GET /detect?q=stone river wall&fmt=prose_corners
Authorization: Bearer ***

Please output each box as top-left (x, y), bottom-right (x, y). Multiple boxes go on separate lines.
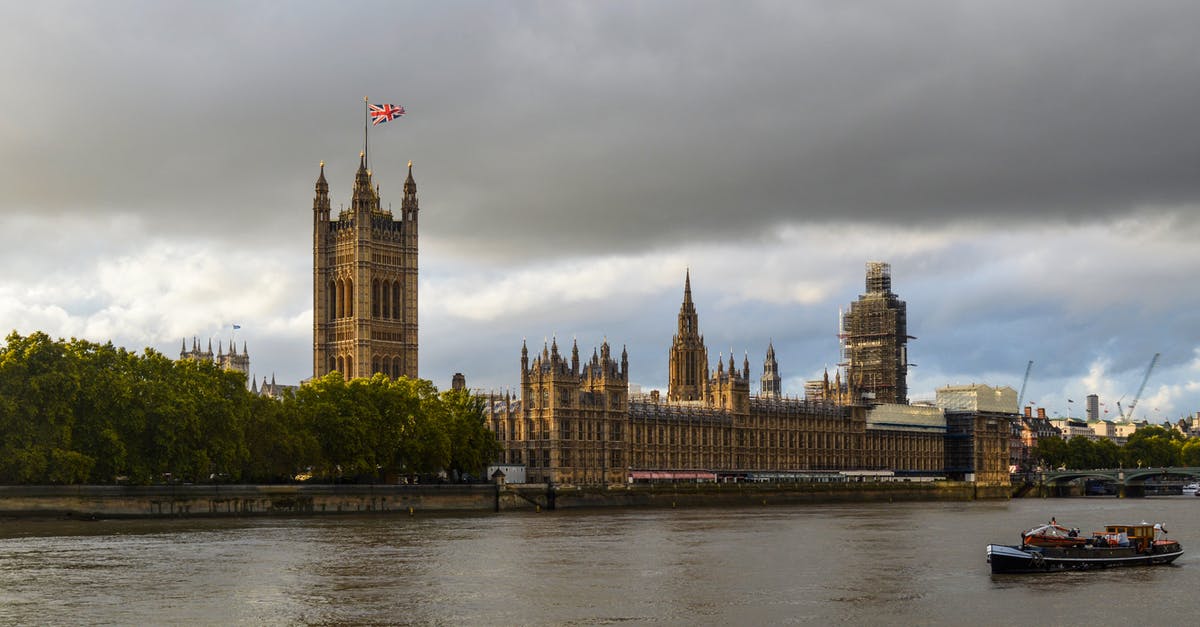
top-left (0, 481), bottom-right (1006, 520)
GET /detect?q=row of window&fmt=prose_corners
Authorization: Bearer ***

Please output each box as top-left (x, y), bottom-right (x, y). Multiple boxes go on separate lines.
top-left (325, 354), bottom-right (406, 379)
top-left (326, 277), bottom-right (409, 321)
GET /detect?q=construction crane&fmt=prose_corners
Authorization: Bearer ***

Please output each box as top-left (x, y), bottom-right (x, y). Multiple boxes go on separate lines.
top-left (1119, 353), bottom-right (1160, 421)
top-left (1016, 360), bottom-right (1033, 410)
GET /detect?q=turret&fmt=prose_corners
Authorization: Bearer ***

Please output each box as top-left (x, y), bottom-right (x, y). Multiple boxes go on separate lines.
top-left (349, 151), bottom-right (380, 219)
top-left (402, 161), bottom-right (419, 220)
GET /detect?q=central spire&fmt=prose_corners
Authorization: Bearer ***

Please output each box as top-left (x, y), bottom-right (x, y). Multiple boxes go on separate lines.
top-left (352, 151), bottom-right (377, 212)
top-left (668, 269), bottom-right (708, 402)
top-left (684, 268), bottom-right (693, 305)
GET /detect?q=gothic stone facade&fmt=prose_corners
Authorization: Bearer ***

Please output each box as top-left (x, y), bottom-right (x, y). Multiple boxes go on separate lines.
top-left (312, 156), bottom-right (419, 380)
top-left (491, 273), bottom-right (963, 485)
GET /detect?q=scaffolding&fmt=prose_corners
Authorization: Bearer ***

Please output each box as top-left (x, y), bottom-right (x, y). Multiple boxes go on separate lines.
top-left (840, 261), bottom-right (909, 404)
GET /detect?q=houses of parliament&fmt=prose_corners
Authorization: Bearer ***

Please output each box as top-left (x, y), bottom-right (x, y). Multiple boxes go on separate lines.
top-left (302, 153), bottom-right (1010, 487)
top-left (489, 264), bottom-right (1011, 487)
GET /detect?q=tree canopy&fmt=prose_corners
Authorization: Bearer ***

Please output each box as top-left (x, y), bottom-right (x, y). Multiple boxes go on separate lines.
top-left (1033, 425), bottom-right (1200, 471)
top-left (0, 332), bottom-right (499, 485)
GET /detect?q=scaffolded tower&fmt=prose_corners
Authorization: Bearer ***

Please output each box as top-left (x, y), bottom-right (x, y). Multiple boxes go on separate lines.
top-left (840, 262), bottom-right (910, 404)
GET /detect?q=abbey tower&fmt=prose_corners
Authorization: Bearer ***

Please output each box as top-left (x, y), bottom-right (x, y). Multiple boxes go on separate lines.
top-left (312, 155), bottom-right (419, 379)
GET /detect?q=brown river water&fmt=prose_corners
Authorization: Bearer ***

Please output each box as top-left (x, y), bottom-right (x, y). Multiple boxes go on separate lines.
top-left (1, 497), bottom-right (1198, 625)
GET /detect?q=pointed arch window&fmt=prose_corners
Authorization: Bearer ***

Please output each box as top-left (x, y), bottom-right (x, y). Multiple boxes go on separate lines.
top-left (382, 281), bottom-right (390, 319)
top-left (329, 280), bottom-right (337, 320)
top-left (372, 280), bottom-right (380, 317)
top-left (393, 280), bottom-right (401, 320)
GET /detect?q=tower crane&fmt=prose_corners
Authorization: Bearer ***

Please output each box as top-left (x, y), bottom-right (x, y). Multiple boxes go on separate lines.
top-left (1119, 353), bottom-right (1160, 421)
top-left (1016, 360), bottom-right (1033, 410)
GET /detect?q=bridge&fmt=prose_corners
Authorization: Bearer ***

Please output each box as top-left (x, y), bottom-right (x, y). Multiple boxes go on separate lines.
top-left (1032, 467), bottom-right (1200, 497)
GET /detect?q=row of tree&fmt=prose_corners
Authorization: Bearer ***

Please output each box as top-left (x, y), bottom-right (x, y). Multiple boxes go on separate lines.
top-left (1033, 426), bottom-right (1200, 470)
top-left (0, 332), bottom-right (500, 485)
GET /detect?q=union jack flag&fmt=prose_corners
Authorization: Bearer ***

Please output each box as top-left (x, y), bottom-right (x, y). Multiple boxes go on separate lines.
top-left (370, 103), bottom-right (405, 126)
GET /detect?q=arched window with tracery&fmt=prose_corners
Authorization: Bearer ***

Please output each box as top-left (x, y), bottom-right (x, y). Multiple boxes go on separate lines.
top-left (372, 280), bottom-right (380, 317)
top-left (392, 280), bottom-right (401, 320)
top-left (382, 281), bottom-right (390, 318)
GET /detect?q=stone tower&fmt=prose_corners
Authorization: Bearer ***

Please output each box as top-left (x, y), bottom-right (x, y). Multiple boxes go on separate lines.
top-left (761, 341), bottom-right (781, 399)
top-left (841, 261), bottom-right (910, 404)
top-left (313, 155), bottom-right (419, 380)
top-left (667, 270), bottom-right (709, 402)
top-left (216, 340), bottom-right (250, 376)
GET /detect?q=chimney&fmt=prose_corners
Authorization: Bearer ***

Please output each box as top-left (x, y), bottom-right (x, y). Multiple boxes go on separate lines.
top-left (1024, 407), bottom-right (1032, 418)
top-left (1037, 408), bottom-right (1046, 419)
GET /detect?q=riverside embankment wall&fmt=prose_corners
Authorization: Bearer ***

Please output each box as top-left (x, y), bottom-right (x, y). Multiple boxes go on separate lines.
top-left (0, 481), bottom-right (1007, 520)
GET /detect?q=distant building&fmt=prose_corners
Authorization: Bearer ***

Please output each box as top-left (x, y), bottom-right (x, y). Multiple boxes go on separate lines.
top-left (1086, 394), bottom-right (1099, 422)
top-left (936, 384), bottom-right (1018, 414)
top-left (312, 155), bottom-right (419, 380)
top-left (936, 384), bottom-right (1016, 484)
top-left (1012, 407), bottom-right (1059, 471)
top-left (1089, 419), bottom-right (1139, 443)
top-left (1049, 417), bottom-right (1093, 438)
top-left (840, 262), bottom-right (911, 404)
top-left (179, 336), bottom-right (249, 377)
top-left (252, 374), bottom-right (296, 399)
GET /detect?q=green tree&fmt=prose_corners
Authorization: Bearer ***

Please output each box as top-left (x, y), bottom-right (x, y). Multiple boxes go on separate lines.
top-left (1122, 426), bottom-right (1182, 468)
top-left (1181, 438), bottom-right (1200, 466)
top-left (0, 332), bottom-right (90, 483)
top-left (1093, 437), bottom-right (1121, 469)
top-left (1034, 435), bottom-right (1068, 469)
top-left (242, 391), bottom-right (318, 482)
top-left (440, 389), bottom-right (501, 479)
top-left (1065, 436), bottom-right (1097, 470)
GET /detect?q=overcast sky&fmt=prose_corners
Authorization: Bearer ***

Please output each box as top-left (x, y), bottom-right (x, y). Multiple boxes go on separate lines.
top-left (4, 1), bottom-right (1200, 422)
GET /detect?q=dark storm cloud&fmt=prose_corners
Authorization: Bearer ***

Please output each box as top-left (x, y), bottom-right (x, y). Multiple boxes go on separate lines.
top-left (4, 1), bottom-right (1200, 261)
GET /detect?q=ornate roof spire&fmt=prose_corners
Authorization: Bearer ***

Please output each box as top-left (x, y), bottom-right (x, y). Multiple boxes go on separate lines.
top-left (684, 267), bottom-right (693, 306)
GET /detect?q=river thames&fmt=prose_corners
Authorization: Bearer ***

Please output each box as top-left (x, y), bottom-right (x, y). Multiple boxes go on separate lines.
top-left (1, 496), bottom-right (1197, 625)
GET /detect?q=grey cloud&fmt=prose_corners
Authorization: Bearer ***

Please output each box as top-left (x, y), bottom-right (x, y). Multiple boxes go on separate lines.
top-left (4, 2), bottom-right (1200, 263)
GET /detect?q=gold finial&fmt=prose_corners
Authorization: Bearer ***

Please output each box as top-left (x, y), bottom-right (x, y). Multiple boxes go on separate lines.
top-left (319, 160), bottom-right (325, 168)
top-left (360, 151), bottom-right (365, 158)
top-left (408, 160), bottom-right (413, 168)
top-left (367, 169), bottom-right (372, 176)
top-left (363, 96), bottom-right (368, 103)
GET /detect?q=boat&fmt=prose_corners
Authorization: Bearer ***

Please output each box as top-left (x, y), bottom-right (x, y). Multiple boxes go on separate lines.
top-left (1020, 522), bottom-right (1086, 548)
top-left (987, 522), bottom-right (1183, 574)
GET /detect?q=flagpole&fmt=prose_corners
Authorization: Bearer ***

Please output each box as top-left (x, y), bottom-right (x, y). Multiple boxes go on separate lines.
top-left (363, 96), bottom-right (369, 169)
